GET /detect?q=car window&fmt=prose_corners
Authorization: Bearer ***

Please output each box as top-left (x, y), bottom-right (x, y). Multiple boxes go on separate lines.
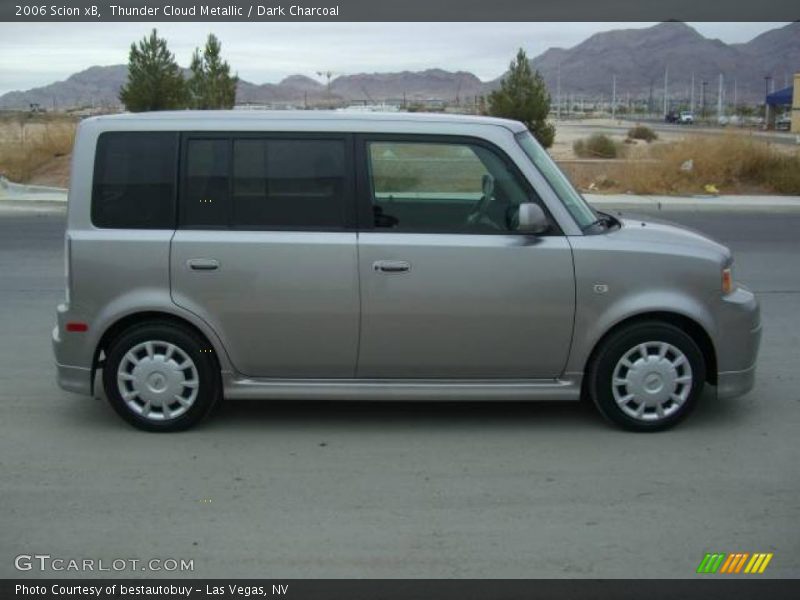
top-left (181, 137), bottom-right (348, 230)
top-left (366, 140), bottom-right (532, 233)
top-left (515, 131), bottom-right (596, 230)
top-left (233, 139), bottom-right (346, 229)
top-left (182, 138), bottom-right (230, 228)
top-left (91, 132), bottom-right (177, 229)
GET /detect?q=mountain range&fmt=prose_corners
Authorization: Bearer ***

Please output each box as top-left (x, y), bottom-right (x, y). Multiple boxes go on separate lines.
top-left (1, 21), bottom-right (797, 110)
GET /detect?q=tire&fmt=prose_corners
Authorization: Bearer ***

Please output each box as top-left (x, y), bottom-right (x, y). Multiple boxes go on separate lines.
top-left (587, 321), bottom-right (706, 432)
top-left (102, 321), bottom-right (221, 432)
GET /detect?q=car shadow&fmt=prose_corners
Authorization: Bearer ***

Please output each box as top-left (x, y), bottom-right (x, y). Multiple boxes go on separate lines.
top-left (206, 397), bottom-right (602, 433)
top-left (72, 375), bottom-right (754, 434)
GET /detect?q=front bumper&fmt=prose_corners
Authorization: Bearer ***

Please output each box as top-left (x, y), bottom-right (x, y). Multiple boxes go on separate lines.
top-left (717, 363), bottom-right (757, 399)
top-left (714, 286), bottom-right (761, 399)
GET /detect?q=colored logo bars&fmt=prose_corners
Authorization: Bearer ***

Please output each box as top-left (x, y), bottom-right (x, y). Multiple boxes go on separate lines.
top-left (697, 553), bottom-right (774, 574)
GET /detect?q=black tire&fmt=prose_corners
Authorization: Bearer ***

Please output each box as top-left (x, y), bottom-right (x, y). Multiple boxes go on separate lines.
top-left (102, 321), bottom-right (221, 432)
top-left (587, 321), bottom-right (706, 432)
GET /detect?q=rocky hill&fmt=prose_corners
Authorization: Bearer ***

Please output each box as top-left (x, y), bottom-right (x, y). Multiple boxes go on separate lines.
top-left (1, 21), bottom-right (797, 109)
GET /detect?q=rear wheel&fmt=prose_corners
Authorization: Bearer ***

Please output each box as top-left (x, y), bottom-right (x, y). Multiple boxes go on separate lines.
top-left (588, 321), bottom-right (705, 431)
top-left (102, 321), bottom-right (221, 432)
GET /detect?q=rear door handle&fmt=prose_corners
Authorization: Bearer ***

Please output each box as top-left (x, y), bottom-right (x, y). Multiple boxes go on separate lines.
top-left (373, 260), bottom-right (411, 274)
top-left (187, 258), bottom-right (219, 271)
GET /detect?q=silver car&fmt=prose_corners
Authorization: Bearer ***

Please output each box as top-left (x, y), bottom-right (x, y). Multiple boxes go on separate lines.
top-left (52, 111), bottom-right (761, 432)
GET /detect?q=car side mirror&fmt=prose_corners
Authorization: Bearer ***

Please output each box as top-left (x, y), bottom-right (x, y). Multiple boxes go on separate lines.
top-left (517, 202), bottom-right (549, 234)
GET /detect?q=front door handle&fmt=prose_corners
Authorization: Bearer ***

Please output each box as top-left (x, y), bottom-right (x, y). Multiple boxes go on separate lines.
top-left (373, 260), bottom-right (411, 274)
top-left (187, 258), bottom-right (219, 271)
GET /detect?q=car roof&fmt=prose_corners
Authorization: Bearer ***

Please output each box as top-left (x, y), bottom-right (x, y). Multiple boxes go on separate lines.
top-left (83, 110), bottom-right (528, 134)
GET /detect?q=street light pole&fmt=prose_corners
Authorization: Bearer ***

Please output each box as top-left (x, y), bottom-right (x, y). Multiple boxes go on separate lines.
top-left (701, 80), bottom-right (707, 119)
top-left (611, 75), bottom-right (616, 120)
top-left (764, 75), bottom-right (772, 128)
top-left (556, 64), bottom-right (561, 120)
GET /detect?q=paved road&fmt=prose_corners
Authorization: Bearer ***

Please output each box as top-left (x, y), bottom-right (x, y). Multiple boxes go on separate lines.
top-left (1, 208), bottom-right (798, 578)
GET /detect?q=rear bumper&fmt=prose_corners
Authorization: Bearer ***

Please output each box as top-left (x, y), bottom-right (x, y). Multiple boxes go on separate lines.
top-left (52, 322), bottom-right (92, 396)
top-left (55, 361), bottom-right (92, 396)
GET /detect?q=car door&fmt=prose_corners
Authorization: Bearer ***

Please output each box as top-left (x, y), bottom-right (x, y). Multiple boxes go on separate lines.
top-left (355, 135), bottom-right (575, 379)
top-left (170, 133), bottom-right (360, 378)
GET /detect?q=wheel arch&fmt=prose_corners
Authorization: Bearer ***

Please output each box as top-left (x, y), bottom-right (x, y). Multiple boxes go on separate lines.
top-left (584, 311), bottom-right (718, 388)
top-left (91, 311), bottom-right (226, 395)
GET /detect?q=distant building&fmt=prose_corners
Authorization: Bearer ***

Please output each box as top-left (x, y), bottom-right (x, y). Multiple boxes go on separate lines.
top-left (338, 103), bottom-right (400, 113)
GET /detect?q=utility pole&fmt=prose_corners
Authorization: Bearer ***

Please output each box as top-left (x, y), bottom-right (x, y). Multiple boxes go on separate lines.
top-left (611, 75), bottom-right (616, 120)
top-left (733, 79), bottom-right (737, 113)
top-left (556, 64), bottom-right (561, 120)
top-left (701, 80), bottom-right (708, 119)
top-left (717, 73), bottom-right (723, 120)
top-left (663, 66), bottom-right (668, 117)
top-left (764, 75), bottom-right (772, 128)
top-left (690, 72), bottom-right (695, 112)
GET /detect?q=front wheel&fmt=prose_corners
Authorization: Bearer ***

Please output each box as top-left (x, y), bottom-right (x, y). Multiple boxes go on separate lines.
top-left (587, 322), bottom-right (706, 431)
top-left (102, 321), bottom-right (221, 432)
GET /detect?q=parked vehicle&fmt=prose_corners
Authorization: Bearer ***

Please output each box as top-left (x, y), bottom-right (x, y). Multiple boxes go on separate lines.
top-left (665, 110), bottom-right (679, 124)
top-left (775, 114), bottom-right (791, 131)
top-left (53, 111), bottom-right (761, 432)
top-left (679, 111), bottom-right (695, 124)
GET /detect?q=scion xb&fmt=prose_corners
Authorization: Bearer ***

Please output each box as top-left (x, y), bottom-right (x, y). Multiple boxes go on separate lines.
top-left (52, 111), bottom-right (761, 431)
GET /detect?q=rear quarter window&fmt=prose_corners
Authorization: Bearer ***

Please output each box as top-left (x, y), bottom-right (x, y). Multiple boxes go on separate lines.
top-left (91, 132), bottom-right (178, 229)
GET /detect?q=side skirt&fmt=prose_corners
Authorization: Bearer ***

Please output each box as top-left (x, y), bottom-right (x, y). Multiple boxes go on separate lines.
top-left (223, 376), bottom-right (583, 402)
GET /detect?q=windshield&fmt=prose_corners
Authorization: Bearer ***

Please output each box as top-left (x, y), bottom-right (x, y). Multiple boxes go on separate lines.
top-left (515, 131), bottom-right (597, 229)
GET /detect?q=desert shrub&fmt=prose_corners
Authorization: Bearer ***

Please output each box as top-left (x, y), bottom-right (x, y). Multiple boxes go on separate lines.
top-left (0, 118), bottom-right (76, 183)
top-left (573, 134), bottom-right (620, 159)
top-left (653, 134), bottom-right (800, 194)
top-left (627, 125), bottom-right (658, 143)
top-left (566, 133), bottom-right (800, 195)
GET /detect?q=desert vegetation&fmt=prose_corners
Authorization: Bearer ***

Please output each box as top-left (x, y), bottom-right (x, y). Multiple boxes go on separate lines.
top-left (572, 134), bottom-right (622, 159)
top-left (627, 125), bottom-right (658, 143)
top-left (561, 133), bottom-right (800, 195)
top-left (0, 114), bottom-right (77, 185)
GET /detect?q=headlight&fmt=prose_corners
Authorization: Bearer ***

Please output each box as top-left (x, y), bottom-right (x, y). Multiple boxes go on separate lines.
top-left (722, 265), bottom-right (735, 295)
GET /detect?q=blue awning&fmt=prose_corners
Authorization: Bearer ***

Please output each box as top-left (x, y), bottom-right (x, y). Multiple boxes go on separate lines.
top-left (766, 86), bottom-right (792, 106)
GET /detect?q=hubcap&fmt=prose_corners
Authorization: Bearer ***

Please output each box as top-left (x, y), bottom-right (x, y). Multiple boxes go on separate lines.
top-left (117, 341), bottom-right (199, 421)
top-left (611, 341), bottom-right (693, 422)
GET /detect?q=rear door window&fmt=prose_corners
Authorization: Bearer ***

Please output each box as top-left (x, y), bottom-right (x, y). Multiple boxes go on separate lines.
top-left (182, 139), bottom-right (230, 228)
top-left (180, 135), bottom-right (350, 230)
top-left (233, 139), bottom-right (347, 229)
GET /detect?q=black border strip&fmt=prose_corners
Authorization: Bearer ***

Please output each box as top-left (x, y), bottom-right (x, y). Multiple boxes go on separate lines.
top-left (4, 579), bottom-right (800, 600)
top-left (1, 0), bottom-right (798, 22)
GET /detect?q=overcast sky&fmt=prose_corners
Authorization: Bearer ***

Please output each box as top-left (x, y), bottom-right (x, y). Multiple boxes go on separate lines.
top-left (0, 22), bottom-right (788, 95)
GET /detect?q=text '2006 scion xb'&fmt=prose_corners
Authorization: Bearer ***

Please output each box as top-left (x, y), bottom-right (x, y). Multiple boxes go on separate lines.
top-left (52, 111), bottom-right (761, 432)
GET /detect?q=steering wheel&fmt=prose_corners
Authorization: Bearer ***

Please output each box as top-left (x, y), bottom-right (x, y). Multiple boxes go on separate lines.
top-left (467, 174), bottom-right (499, 229)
